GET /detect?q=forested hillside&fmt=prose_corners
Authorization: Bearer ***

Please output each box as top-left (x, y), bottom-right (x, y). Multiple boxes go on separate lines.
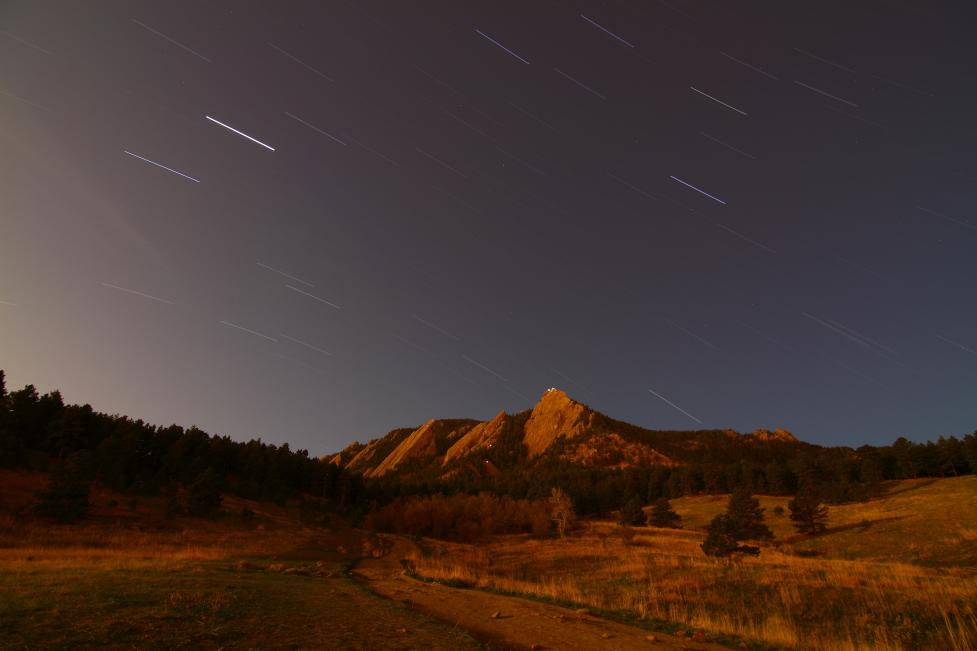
top-left (0, 371), bottom-right (364, 520)
top-left (2, 370), bottom-right (974, 523)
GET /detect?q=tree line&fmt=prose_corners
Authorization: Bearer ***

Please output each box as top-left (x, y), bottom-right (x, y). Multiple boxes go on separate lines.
top-left (0, 371), bottom-right (364, 521)
top-left (2, 369), bottom-right (974, 525)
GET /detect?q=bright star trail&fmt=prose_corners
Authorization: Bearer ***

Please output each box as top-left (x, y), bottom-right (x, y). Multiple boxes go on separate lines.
top-left (4, 1), bottom-right (975, 452)
top-left (123, 150), bottom-right (200, 183)
top-left (669, 176), bottom-right (727, 204)
top-left (689, 86), bottom-right (748, 116)
top-left (204, 115), bottom-right (276, 151)
top-left (647, 389), bottom-right (702, 424)
top-left (474, 29), bottom-right (530, 65)
top-left (580, 15), bottom-right (635, 48)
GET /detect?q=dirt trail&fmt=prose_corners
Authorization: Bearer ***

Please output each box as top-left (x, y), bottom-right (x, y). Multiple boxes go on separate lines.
top-left (352, 536), bottom-right (732, 651)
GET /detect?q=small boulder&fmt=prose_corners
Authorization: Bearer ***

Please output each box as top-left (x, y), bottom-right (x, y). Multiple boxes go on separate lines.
top-left (692, 631), bottom-right (708, 642)
top-left (490, 611), bottom-right (502, 619)
top-left (646, 635), bottom-right (658, 642)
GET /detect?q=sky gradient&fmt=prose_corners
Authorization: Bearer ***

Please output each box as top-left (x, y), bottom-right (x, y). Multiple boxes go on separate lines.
top-left (2, 1), bottom-right (976, 455)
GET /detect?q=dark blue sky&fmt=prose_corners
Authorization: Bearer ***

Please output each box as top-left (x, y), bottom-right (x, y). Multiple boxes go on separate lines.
top-left (2, 0), bottom-right (975, 455)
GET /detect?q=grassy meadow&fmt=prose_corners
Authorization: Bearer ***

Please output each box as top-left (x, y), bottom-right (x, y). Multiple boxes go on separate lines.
top-left (407, 477), bottom-right (977, 651)
top-left (0, 471), bottom-right (484, 650)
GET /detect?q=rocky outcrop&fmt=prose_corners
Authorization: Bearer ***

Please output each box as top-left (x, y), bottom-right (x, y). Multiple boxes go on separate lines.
top-left (562, 432), bottom-right (674, 468)
top-left (443, 411), bottom-right (511, 463)
top-left (369, 420), bottom-right (441, 477)
top-left (346, 428), bottom-right (414, 475)
top-left (325, 441), bottom-right (365, 466)
top-left (370, 419), bottom-right (478, 477)
top-left (749, 428), bottom-right (797, 443)
top-left (326, 388), bottom-right (810, 480)
top-left (522, 388), bottom-right (595, 457)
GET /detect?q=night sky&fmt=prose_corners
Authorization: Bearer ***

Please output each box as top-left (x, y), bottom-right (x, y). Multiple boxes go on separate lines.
top-left (2, 1), bottom-right (976, 454)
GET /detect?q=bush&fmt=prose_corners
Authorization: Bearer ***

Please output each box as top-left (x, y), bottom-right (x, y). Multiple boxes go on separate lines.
top-left (365, 492), bottom-right (551, 543)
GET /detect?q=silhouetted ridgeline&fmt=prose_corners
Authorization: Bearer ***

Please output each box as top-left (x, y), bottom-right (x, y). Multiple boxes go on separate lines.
top-left (0, 371), bottom-right (364, 515)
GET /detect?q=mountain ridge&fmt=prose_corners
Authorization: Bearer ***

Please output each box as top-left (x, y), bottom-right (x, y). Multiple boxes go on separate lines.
top-left (329, 388), bottom-right (805, 480)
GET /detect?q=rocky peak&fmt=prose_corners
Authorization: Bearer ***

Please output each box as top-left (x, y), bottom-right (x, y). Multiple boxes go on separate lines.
top-left (749, 428), bottom-right (797, 443)
top-left (522, 388), bottom-right (594, 457)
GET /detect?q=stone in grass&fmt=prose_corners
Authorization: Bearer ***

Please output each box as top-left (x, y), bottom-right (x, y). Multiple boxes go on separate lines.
top-left (645, 634), bottom-right (658, 642)
top-left (691, 631), bottom-right (709, 642)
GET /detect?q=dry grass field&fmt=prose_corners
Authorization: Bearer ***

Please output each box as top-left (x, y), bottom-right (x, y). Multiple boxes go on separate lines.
top-left (407, 477), bottom-right (977, 651)
top-left (4, 469), bottom-right (976, 650)
top-left (0, 470), bottom-right (485, 650)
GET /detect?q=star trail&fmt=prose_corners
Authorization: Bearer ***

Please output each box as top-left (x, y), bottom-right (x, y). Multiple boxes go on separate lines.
top-left (1, 1), bottom-right (975, 454)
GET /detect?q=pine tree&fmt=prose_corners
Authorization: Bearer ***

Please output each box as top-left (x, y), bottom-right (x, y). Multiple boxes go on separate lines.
top-left (701, 514), bottom-right (759, 557)
top-left (726, 488), bottom-right (773, 541)
top-left (788, 492), bottom-right (829, 535)
top-left (619, 496), bottom-right (647, 526)
top-left (648, 497), bottom-right (681, 528)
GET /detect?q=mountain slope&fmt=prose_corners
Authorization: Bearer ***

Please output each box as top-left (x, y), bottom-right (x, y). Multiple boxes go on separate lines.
top-left (333, 388), bottom-right (814, 480)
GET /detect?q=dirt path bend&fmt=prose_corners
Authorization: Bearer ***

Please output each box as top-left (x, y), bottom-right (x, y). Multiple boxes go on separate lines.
top-left (352, 536), bottom-right (731, 651)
